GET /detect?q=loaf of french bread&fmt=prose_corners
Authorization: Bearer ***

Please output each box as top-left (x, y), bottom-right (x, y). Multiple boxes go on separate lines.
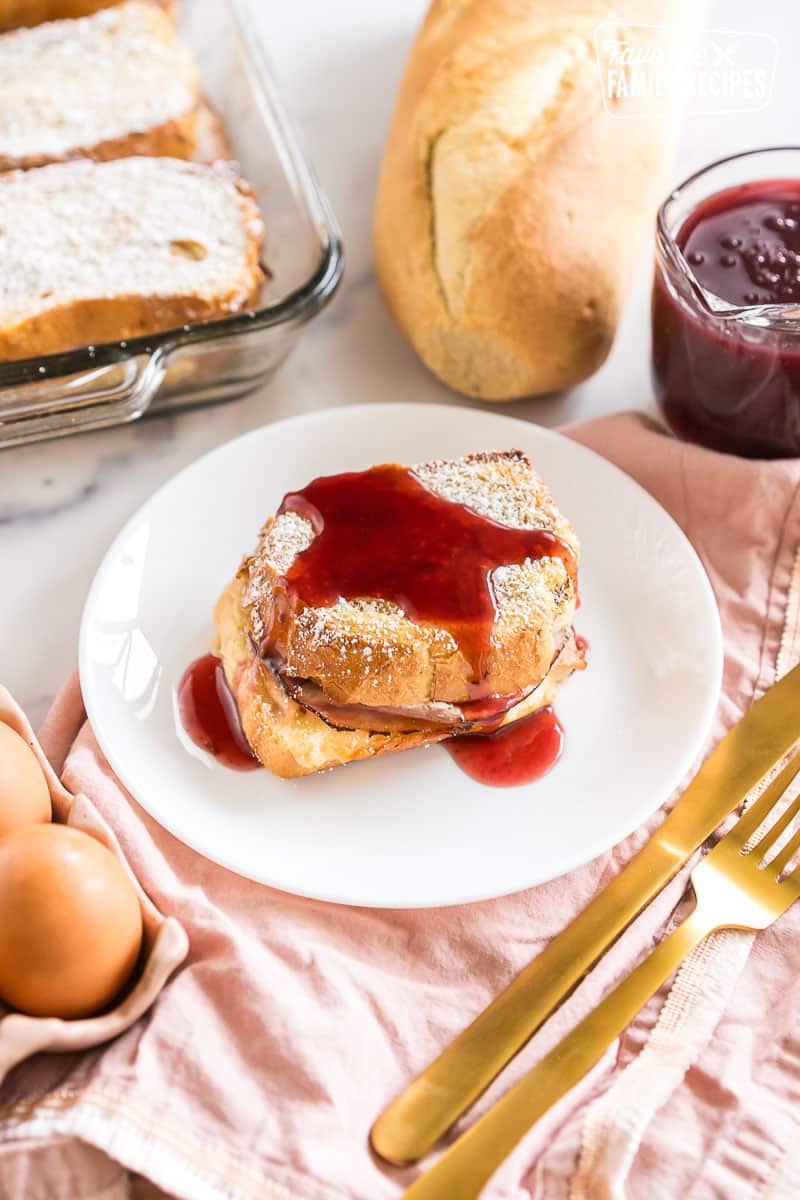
top-left (374, 0), bottom-right (698, 400)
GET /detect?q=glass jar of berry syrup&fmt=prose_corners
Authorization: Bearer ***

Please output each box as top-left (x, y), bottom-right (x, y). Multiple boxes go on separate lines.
top-left (652, 148), bottom-right (800, 458)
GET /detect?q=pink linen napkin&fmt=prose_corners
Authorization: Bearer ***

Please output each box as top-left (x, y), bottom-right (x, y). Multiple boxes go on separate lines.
top-left (3, 410), bottom-right (800, 1200)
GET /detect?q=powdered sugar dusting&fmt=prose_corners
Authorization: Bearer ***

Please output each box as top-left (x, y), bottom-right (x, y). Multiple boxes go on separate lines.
top-left (295, 597), bottom-right (458, 654)
top-left (0, 3), bottom-right (197, 163)
top-left (260, 512), bottom-right (314, 575)
top-left (241, 451), bottom-right (578, 662)
top-left (0, 157), bottom-right (263, 323)
top-left (415, 450), bottom-right (571, 541)
top-left (493, 558), bottom-right (570, 629)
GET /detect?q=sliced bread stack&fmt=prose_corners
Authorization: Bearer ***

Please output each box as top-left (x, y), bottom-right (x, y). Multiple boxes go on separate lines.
top-left (0, 1), bottom-right (266, 360)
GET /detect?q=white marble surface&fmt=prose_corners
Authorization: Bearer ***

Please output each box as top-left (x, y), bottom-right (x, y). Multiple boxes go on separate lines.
top-left (2, 0), bottom-right (798, 726)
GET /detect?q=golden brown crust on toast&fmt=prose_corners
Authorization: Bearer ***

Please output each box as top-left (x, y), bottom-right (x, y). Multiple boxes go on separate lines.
top-left (215, 574), bottom-right (573, 779)
top-left (239, 450), bottom-right (579, 708)
top-left (0, 282), bottom-right (262, 360)
top-left (215, 577), bottom-right (448, 779)
top-left (0, 110), bottom-right (198, 172)
top-left (6, 93), bottom-right (232, 176)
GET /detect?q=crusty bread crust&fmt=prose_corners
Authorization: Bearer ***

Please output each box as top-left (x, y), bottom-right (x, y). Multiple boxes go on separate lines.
top-left (0, 285), bottom-right (262, 360)
top-left (373, 0), bottom-right (698, 400)
top-left (215, 577), bottom-right (447, 778)
top-left (215, 575), bottom-right (571, 779)
top-left (0, 111), bottom-right (198, 173)
top-left (239, 450), bottom-right (579, 708)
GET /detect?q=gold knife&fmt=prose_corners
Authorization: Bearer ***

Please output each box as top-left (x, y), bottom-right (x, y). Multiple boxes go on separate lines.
top-left (371, 661), bottom-right (800, 1166)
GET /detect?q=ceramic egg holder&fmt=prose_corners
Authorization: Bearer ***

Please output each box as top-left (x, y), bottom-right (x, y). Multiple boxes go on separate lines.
top-left (0, 685), bottom-right (189, 1084)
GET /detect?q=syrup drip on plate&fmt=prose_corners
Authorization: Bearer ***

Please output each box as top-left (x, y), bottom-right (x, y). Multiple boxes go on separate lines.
top-left (446, 706), bottom-right (564, 787)
top-left (178, 654), bottom-right (260, 771)
top-left (270, 463), bottom-right (575, 689)
top-left (179, 466), bottom-right (579, 784)
top-left (177, 653), bottom-right (567, 786)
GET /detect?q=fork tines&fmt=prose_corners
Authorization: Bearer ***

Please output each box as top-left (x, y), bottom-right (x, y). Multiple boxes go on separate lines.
top-left (730, 749), bottom-right (800, 877)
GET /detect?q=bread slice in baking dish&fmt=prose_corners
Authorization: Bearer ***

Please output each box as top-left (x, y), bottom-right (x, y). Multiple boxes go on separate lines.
top-left (0, 156), bottom-right (265, 359)
top-left (214, 450), bottom-right (586, 778)
top-left (0, 2), bottom-right (197, 169)
top-left (0, 0), bottom-right (172, 29)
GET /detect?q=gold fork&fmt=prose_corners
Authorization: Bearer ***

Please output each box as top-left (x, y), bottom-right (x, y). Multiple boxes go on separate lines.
top-left (399, 750), bottom-right (800, 1200)
top-left (372, 665), bottom-right (800, 1168)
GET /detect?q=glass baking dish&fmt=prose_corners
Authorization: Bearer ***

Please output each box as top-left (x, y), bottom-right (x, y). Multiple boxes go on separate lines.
top-left (0, 0), bottom-right (343, 449)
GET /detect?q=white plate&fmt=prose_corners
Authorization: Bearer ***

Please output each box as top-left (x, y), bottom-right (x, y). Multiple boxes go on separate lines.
top-left (79, 403), bottom-right (722, 908)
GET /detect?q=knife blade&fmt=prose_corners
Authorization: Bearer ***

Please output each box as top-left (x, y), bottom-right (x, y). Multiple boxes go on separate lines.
top-left (370, 661), bottom-right (800, 1166)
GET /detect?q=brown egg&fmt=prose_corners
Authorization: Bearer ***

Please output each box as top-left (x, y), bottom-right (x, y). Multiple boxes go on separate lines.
top-left (0, 824), bottom-right (143, 1019)
top-left (0, 723), bottom-right (51, 836)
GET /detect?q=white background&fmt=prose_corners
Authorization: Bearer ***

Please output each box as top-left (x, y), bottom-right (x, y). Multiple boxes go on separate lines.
top-left (2, 0), bottom-right (798, 724)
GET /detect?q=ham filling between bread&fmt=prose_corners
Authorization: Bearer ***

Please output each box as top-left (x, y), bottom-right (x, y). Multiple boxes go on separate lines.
top-left (271, 629), bottom-right (585, 737)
